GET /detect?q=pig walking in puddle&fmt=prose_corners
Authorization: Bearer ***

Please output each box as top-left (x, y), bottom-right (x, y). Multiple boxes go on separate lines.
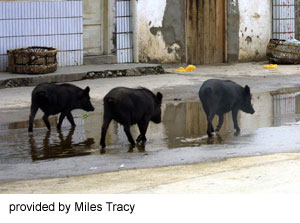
top-left (100, 87), bottom-right (163, 150)
top-left (199, 79), bottom-right (255, 137)
top-left (28, 83), bottom-right (95, 132)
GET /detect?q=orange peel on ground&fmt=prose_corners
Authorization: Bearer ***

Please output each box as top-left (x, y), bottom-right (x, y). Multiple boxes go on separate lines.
top-left (174, 65), bottom-right (196, 72)
top-left (264, 64), bottom-right (278, 69)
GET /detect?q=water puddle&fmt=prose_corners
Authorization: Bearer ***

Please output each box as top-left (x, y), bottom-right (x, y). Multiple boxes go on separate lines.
top-left (1, 89), bottom-right (300, 163)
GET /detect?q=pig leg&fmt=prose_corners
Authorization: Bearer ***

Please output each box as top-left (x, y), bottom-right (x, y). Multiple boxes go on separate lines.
top-left (57, 112), bottom-right (66, 129)
top-left (123, 123), bottom-right (135, 146)
top-left (206, 112), bottom-right (215, 137)
top-left (100, 115), bottom-right (112, 148)
top-left (42, 113), bottom-right (51, 130)
top-left (28, 105), bottom-right (38, 132)
top-left (66, 112), bottom-right (76, 128)
top-left (136, 120), bottom-right (149, 142)
top-left (232, 109), bottom-right (240, 135)
top-left (216, 114), bottom-right (224, 132)
top-left (203, 104), bottom-right (214, 137)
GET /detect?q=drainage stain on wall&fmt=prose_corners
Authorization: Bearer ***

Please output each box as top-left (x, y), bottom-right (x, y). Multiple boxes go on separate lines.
top-left (137, 0), bottom-right (185, 63)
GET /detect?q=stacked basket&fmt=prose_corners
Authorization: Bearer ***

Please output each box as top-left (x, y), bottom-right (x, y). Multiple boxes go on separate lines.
top-left (266, 39), bottom-right (300, 64)
top-left (7, 46), bottom-right (58, 74)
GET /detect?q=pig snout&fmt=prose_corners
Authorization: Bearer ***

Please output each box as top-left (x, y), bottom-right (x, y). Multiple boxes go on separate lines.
top-left (87, 104), bottom-right (95, 112)
top-left (81, 100), bottom-right (95, 112)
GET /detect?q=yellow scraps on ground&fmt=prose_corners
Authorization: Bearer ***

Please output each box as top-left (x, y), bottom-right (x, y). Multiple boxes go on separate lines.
top-left (174, 65), bottom-right (196, 72)
top-left (264, 64), bottom-right (278, 69)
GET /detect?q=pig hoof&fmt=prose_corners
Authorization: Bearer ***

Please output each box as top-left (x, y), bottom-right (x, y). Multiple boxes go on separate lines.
top-left (136, 136), bottom-right (141, 142)
top-left (136, 135), bottom-right (147, 143)
top-left (136, 135), bottom-right (142, 142)
top-left (100, 148), bottom-right (106, 154)
top-left (234, 130), bottom-right (240, 136)
top-left (138, 139), bottom-right (147, 144)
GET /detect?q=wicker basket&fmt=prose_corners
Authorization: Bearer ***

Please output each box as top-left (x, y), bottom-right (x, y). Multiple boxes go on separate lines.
top-left (7, 46), bottom-right (58, 74)
top-left (266, 39), bottom-right (300, 64)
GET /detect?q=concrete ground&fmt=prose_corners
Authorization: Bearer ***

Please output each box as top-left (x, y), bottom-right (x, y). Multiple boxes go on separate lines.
top-left (1, 61), bottom-right (300, 193)
top-left (1, 153), bottom-right (300, 193)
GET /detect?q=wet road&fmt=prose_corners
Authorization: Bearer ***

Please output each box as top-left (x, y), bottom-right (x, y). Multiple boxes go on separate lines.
top-left (1, 88), bottom-right (300, 182)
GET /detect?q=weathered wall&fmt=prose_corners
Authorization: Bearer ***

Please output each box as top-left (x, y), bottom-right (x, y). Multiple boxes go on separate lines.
top-left (137, 0), bottom-right (185, 63)
top-left (137, 0), bottom-right (271, 64)
top-left (238, 0), bottom-right (272, 61)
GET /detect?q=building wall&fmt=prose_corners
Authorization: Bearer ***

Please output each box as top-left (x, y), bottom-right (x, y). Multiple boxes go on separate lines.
top-left (137, 0), bottom-right (272, 64)
top-left (0, 0), bottom-right (115, 58)
top-left (238, 0), bottom-right (272, 61)
top-left (137, 0), bottom-right (185, 63)
top-left (0, 0), bottom-right (83, 70)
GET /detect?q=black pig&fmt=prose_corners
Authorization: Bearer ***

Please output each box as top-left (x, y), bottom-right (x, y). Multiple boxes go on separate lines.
top-left (100, 87), bottom-right (163, 149)
top-left (28, 83), bottom-right (95, 132)
top-left (199, 79), bottom-right (255, 137)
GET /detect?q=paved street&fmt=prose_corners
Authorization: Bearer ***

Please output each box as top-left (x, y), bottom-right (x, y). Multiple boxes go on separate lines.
top-left (1, 62), bottom-right (300, 193)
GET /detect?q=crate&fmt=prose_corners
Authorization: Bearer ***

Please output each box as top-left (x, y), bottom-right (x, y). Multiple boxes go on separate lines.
top-left (7, 46), bottom-right (58, 74)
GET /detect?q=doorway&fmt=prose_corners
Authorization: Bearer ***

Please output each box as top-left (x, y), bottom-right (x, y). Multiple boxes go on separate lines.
top-left (186, 0), bottom-right (226, 64)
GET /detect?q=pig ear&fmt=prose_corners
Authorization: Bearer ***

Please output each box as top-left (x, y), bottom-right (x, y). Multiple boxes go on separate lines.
top-left (244, 85), bottom-right (250, 96)
top-left (84, 86), bottom-right (90, 95)
top-left (156, 92), bottom-right (163, 103)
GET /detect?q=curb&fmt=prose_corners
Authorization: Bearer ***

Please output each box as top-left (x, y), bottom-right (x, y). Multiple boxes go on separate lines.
top-left (0, 65), bottom-right (165, 89)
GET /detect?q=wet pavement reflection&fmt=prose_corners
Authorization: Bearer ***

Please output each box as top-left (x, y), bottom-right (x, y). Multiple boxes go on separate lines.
top-left (1, 90), bottom-right (300, 164)
top-left (29, 128), bottom-right (94, 161)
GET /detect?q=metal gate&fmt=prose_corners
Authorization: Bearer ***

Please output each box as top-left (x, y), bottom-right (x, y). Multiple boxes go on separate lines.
top-left (272, 0), bottom-right (295, 39)
top-left (115, 0), bottom-right (133, 63)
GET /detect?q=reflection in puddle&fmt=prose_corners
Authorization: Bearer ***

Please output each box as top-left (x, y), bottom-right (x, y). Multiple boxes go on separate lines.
top-left (29, 128), bottom-right (94, 161)
top-left (1, 90), bottom-right (300, 163)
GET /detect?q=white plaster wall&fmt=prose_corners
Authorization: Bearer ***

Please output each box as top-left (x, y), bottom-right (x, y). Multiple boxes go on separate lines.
top-left (137, 0), bottom-right (180, 63)
top-left (138, 0), bottom-right (166, 27)
top-left (238, 0), bottom-right (272, 61)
